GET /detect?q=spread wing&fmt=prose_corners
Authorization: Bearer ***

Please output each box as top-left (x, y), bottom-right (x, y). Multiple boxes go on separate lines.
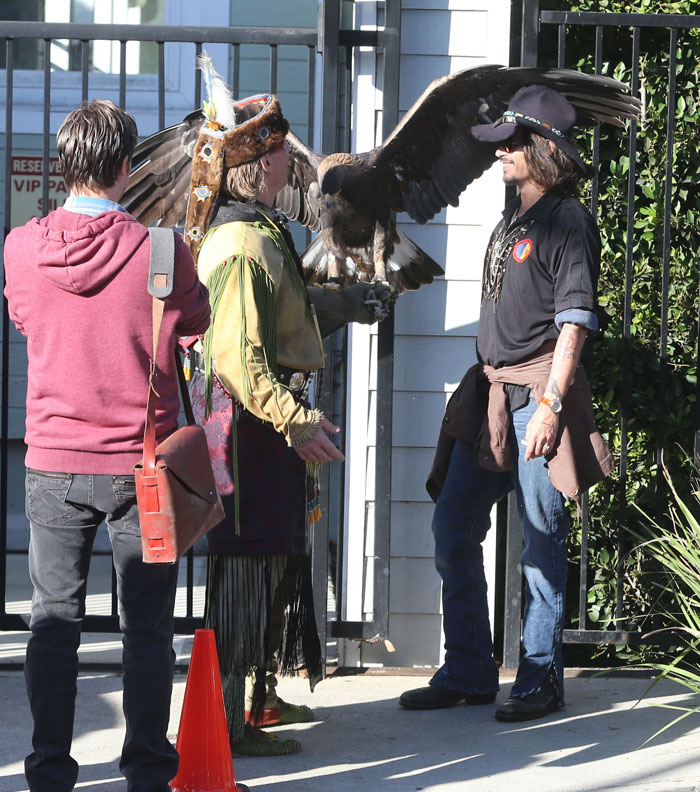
top-left (273, 130), bottom-right (325, 231)
top-left (122, 110), bottom-right (204, 227)
top-left (374, 64), bottom-right (641, 224)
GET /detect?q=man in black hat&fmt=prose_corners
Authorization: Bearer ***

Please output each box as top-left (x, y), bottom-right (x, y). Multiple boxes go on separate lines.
top-left (399, 85), bottom-right (612, 722)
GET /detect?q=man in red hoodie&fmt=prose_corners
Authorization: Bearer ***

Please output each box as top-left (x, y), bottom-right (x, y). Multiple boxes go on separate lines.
top-left (3, 100), bottom-right (210, 792)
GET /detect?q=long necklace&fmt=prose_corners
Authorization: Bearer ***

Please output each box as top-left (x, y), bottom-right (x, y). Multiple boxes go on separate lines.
top-left (482, 209), bottom-right (534, 304)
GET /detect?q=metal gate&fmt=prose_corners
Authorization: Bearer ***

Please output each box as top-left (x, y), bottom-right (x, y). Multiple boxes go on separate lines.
top-left (0, 1), bottom-right (400, 660)
top-left (499, 1), bottom-right (700, 668)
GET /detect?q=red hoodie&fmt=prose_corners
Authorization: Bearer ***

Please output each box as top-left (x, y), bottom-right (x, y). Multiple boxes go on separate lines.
top-left (3, 208), bottom-right (211, 474)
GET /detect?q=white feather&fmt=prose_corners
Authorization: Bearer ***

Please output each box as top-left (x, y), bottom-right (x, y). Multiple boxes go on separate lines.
top-left (197, 51), bottom-right (237, 129)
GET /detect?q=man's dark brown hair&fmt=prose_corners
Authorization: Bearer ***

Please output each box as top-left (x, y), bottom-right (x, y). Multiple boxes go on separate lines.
top-left (524, 133), bottom-right (580, 196)
top-left (57, 100), bottom-right (138, 192)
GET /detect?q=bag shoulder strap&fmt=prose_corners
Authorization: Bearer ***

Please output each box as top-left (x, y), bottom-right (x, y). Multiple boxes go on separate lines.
top-left (143, 229), bottom-right (195, 477)
top-left (148, 226), bottom-right (176, 298)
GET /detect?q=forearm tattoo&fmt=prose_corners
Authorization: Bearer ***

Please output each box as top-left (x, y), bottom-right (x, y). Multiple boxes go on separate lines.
top-left (546, 378), bottom-right (563, 399)
top-left (547, 323), bottom-right (587, 399)
top-left (555, 323), bottom-right (581, 363)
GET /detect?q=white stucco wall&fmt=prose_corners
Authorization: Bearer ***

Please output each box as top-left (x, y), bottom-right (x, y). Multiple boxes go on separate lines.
top-left (340, 0), bottom-right (512, 669)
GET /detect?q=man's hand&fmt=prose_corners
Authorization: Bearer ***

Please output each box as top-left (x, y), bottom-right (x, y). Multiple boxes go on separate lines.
top-left (523, 322), bottom-right (588, 461)
top-left (524, 403), bottom-right (559, 461)
top-left (295, 416), bottom-right (345, 463)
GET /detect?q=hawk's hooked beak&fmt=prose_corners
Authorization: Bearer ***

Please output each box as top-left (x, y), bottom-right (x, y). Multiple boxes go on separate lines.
top-left (324, 189), bottom-right (341, 208)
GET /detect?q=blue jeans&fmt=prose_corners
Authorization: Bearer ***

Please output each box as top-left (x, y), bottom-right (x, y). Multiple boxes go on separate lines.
top-left (430, 399), bottom-right (570, 703)
top-left (23, 470), bottom-right (180, 792)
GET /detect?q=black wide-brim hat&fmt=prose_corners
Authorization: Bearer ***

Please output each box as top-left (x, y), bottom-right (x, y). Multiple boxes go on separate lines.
top-left (471, 84), bottom-right (591, 176)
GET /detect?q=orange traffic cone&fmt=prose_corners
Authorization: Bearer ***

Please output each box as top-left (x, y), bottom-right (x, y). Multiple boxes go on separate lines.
top-left (170, 628), bottom-right (248, 792)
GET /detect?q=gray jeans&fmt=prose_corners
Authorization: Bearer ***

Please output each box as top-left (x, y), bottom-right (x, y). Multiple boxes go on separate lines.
top-left (23, 469), bottom-right (179, 792)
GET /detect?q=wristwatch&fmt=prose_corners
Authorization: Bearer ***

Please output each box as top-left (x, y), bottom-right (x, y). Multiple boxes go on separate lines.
top-left (540, 395), bottom-right (562, 414)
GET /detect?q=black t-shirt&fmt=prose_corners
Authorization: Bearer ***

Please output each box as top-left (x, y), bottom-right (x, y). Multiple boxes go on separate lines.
top-left (477, 192), bottom-right (601, 369)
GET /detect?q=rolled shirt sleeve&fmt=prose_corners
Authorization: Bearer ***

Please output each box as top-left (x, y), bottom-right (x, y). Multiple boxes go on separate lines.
top-left (555, 308), bottom-right (599, 332)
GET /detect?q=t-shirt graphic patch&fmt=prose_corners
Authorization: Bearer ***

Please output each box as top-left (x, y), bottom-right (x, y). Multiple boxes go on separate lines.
top-left (512, 238), bottom-right (533, 263)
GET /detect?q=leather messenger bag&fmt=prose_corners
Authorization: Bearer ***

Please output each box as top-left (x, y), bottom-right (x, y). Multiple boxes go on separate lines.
top-left (134, 227), bottom-right (224, 564)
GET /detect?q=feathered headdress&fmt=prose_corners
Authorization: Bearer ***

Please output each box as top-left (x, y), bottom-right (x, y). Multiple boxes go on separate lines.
top-left (184, 52), bottom-right (289, 261)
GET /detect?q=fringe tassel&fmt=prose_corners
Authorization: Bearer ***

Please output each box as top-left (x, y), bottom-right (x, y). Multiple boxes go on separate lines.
top-left (205, 552), bottom-right (323, 739)
top-left (202, 254), bottom-right (241, 418)
top-left (306, 460), bottom-right (322, 523)
top-left (278, 554), bottom-right (323, 690)
top-left (251, 219), bottom-right (314, 326)
top-left (231, 403), bottom-right (241, 535)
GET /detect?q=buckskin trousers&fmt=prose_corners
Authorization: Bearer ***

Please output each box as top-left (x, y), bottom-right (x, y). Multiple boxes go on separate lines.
top-left (430, 399), bottom-right (570, 703)
top-left (23, 470), bottom-right (179, 792)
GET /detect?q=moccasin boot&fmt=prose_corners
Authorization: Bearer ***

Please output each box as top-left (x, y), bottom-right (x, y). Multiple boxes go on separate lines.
top-left (246, 697), bottom-right (316, 727)
top-left (399, 685), bottom-right (496, 710)
top-left (245, 706), bottom-right (282, 727)
top-left (232, 724), bottom-right (301, 756)
top-left (278, 697), bottom-right (315, 724)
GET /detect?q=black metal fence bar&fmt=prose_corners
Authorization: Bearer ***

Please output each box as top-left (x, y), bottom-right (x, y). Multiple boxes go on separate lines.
top-left (41, 39), bottom-right (51, 220)
top-left (371, 0), bottom-right (402, 641)
top-left (657, 28), bottom-right (678, 472)
top-left (377, 13), bottom-right (393, 639)
top-left (329, 0), bottom-right (400, 642)
top-left (541, 10), bottom-right (700, 28)
top-left (314, 0), bottom-right (340, 654)
top-left (589, 27), bottom-right (603, 219)
top-left (194, 42), bottom-right (203, 109)
top-left (270, 44), bottom-right (278, 95)
top-left (0, 40), bottom-right (13, 620)
top-left (182, 40), bottom-right (196, 631)
top-left (82, 40), bottom-right (89, 102)
top-left (618, 26), bottom-right (640, 623)
top-left (521, 0), bottom-right (540, 67)
top-left (501, 493), bottom-right (524, 669)
top-left (231, 44), bottom-right (240, 98)
top-left (576, 25), bottom-right (603, 630)
top-left (0, 22), bottom-right (317, 46)
top-left (556, 25), bottom-right (565, 67)
top-left (306, 46), bottom-right (315, 153)
top-left (119, 41), bottom-right (127, 108)
top-left (158, 41), bottom-right (166, 131)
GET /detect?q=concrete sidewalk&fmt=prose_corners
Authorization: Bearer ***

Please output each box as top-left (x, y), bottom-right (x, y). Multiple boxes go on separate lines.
top-left (2, 550), bottom-right (700, 791)
top-left (1, 661), bottom-right (700, 792)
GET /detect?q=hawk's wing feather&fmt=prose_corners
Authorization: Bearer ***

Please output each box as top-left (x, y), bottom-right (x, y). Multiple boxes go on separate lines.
top-left (300, 226), bottom-right (444, 293)
top-left (375, 64), bottom-right (641, 224)
top-left (563, 94), bottom-right (640, 123)
top-left (122, 111), bottom-right (204, 227)
top-left (274, 130), bottom-right (325, 231)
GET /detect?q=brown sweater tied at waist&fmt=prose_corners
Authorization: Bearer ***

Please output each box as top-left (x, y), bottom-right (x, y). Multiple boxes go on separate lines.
top-left (426, 347), bottom-right (614, 504)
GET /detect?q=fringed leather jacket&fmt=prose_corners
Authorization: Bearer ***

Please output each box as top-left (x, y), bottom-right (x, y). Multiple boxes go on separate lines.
top-left (196, 201), bottom-right (325, 448)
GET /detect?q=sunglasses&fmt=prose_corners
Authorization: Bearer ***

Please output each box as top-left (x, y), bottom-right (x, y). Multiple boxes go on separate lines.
top-left (500, 134), bottom-right (531, 153)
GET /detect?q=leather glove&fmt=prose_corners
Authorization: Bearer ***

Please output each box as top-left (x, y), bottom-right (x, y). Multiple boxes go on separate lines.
top-left (342, 282), bottom-right (396, 324)
top-left (308, 281), bottom-right (398, 337)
